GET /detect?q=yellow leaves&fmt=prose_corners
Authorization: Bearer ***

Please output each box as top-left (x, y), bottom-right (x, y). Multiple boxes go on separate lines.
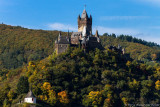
top-left (87, 91), bottom-right (103, 105)
top-left (28, 75), bottom-right (35, 83)
top-left (122, 97), bottom-right (128, 105)
top-left (151, 54), bottom-right (157, 61)
top-left (38, 95), bottom-right (48, 101)
top-left (33, 70), bottom-right (38, 75)
top-left (48, 90), bottom-right (57, 105)
top-left (39, 82), bottom-right (57, 105)
top-left (126, 61), bottom-right (131, 67)
top-left (42, 66), bottom-right (45, 70)
top-left (39, 95), bottom-right (44, 100)
top-left (104, 84), bottom-right (112, 92)
top-left (88, 91), bottom-right (100, 99)
top-left (42, 82), bottom-right (51, 91)
top-left (155, 80), bottom-right (160, 90)
top-left (128, 79), bottom-right (139, 90)
top-left (103, 98), bottom-right (112, 106)
top-left (156, 67), bottom-right (160, 72)
top-left (29, 61), bottom-right (34, 66)
top-left (0, 76), bottom-right (2, 81)
top-left (58, 91), bottom-right (69, 104)
top-left (7, 90), bottom-right (15, 101)
top-left (107, 93), bottom-right (112, 98)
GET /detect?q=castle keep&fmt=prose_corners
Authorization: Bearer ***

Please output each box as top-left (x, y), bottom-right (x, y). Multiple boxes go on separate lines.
top-left (55, 9), bottom-right (103, 54)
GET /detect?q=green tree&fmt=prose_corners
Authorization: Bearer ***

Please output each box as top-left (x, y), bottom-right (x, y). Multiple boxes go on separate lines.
top-left (16, 76), bottom-right (29, 94)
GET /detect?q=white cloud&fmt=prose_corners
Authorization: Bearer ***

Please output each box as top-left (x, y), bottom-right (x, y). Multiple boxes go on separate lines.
top-left (93, 26), bottom-right (140, 36)
top-left (48, 23), bottom-right (160, 44)
top-left (140, 35), bottom-right (160, 44)
top-left (48, 23), bottom-right (77, 31)
top-left (48, 23), bottom-right (139, 35)
top-left (149, 26), bottom-right (160, 29)
top-left (100, 16), bottom-right (149, 21)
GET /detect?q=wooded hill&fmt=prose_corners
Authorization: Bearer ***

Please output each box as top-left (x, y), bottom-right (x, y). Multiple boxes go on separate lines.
top-left (0, 47), bottom-right (160, 107)
top-left (0, 24), bottom-right (160, 106)
top-left (0, 24), bottom-right (160, 70)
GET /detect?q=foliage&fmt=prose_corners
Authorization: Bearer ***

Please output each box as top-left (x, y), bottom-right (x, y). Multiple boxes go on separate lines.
top-left (16, 76), bottom-right (29, 94)
top-left (0, 25), bottom-right (160, 106)
top-left (100, 35), bottom-right (160, 62)
top-left (0, 24), bottom-right (68, 69)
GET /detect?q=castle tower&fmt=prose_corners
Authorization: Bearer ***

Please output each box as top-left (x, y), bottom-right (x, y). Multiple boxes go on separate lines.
top-left (95, 30), bottom-right (99, 37)
top-left (78, 9), bottom-right (92, 36)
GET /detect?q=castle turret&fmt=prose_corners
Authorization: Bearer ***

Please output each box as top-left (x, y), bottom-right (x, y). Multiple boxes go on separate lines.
top-left (95, 30), bottom-right (99, 37)
top-left (78, 14), bottom-right (81, 20)
top-left (122, 48), bottom-right (125, 54)
top-left (67, 30), bottom-right (70, 42)
top-left (78, 9), bottom-right (92, 36)
top-left (58, 31), bottom-right (61, 41)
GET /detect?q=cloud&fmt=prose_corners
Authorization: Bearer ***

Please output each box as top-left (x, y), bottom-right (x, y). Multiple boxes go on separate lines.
top-left (100, 16), bottom-right (149, 21)
top-left (48, 23), bottom-right (77, 31)
top-left (48, 23), bottom-right (139, 36)
top-left (149, 26), bottom-right (160, 29)
top-left (94, 26), bottom-right (160, 44)
top-left (93, 26), bottom-right (140, 36)
top-left (47, 23), bottom-right (160, 44)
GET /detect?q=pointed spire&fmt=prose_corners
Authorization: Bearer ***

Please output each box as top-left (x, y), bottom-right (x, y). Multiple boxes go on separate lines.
top-left (90, 15), bottom-right (92, 19)
top-left (95, 30), bottom-right (99, 37)
top-left (67, 30), bottom-right (69, 37)
top-left (78, 14), bottom-right (81, 19)
top-left (84, 4), bottom-right (86, 10)
top-left (58, 31), bottom-right (61, 41)
top-left (90, 31), bottom-right (92, 37)
top-left (59, 31), bottom-right (61, 37)
top-left (122, 48), bottom-right (125, 54)
top-left (81, 8), bottom-right (88, 19)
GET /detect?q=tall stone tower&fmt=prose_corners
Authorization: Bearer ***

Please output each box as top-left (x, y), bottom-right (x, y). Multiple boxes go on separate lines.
top-left (78, 9), bottom-right (92, 36)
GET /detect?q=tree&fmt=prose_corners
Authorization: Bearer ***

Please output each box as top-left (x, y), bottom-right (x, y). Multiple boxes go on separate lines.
top-left (16, 76), bottom-right (29, 94)
top-left (83, 91), bottom-right (103, 106)
top-left (155, 80), bottom-right (160, 90)
top-left (128, 79), bottom-right (140, 91)
top-left (58, 91), bottom-right (70, 104)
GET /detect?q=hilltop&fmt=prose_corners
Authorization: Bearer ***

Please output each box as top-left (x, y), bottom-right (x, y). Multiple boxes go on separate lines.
top-left (0, 24), bottom-right (160, 70)
top-left (0, 24), bottom-right (160, 106)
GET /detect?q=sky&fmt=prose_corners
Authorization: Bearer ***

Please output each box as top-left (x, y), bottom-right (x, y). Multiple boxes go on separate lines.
top-left (0, 0), bottom-right (160, 44)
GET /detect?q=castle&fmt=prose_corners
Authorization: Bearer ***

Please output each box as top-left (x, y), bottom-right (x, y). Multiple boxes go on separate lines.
top-left (55, 8), bottom-right (103, 54)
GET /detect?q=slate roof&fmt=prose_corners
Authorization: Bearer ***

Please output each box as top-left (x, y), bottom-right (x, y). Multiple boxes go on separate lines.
top-left (57, 36), bottom-right (70, 44)
top-left (81, 9), bottom-right (88, 18)
top-left (88, 37), bottom-right (97, 41)
top-left (82, 37), bottom-right (87, 44)
top-left (71, 32), bottom-right (82, 37)
top-left (25, 90), bottom-right (35, 98)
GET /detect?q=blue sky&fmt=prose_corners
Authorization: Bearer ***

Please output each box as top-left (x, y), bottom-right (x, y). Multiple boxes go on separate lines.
top-left (0, 0), bottom-right (160, 44)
